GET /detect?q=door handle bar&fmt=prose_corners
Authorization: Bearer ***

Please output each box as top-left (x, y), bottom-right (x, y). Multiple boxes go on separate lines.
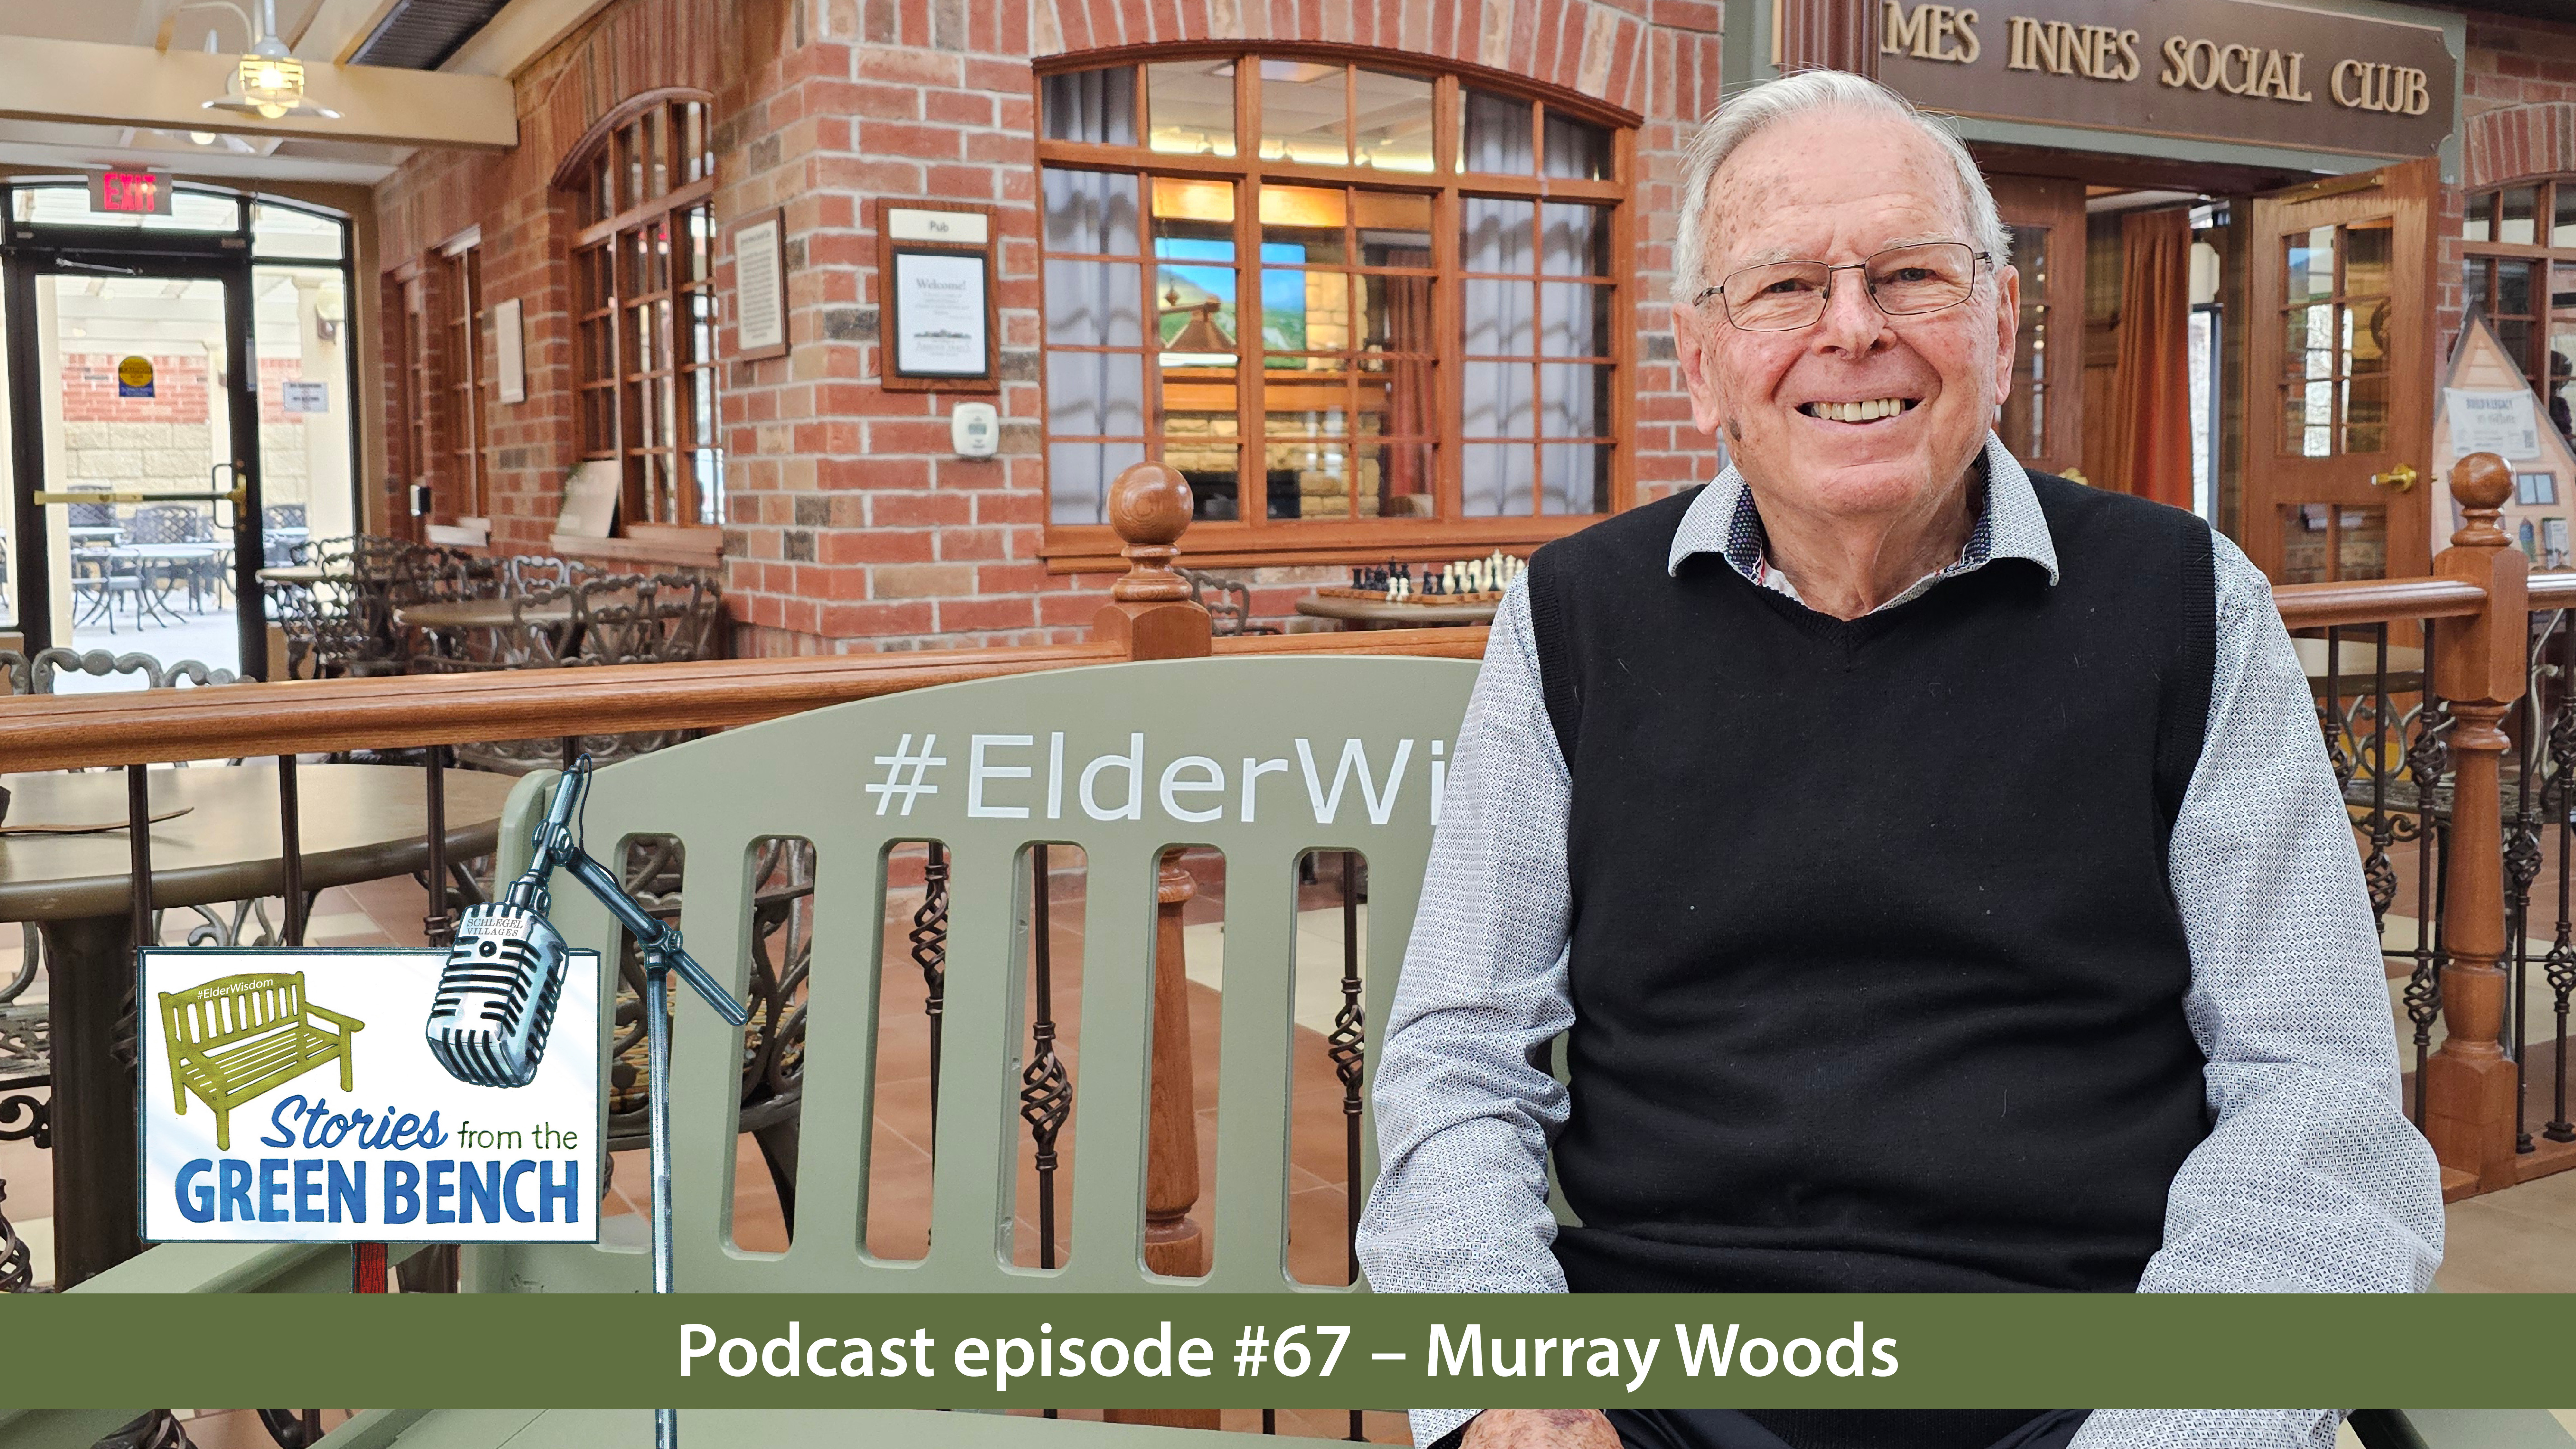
top-left (34, 488), bottom-right (248, 507)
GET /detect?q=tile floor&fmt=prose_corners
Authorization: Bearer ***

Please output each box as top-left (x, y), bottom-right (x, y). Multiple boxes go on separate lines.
top-left (4, 846), bottom-right (2570, 1446)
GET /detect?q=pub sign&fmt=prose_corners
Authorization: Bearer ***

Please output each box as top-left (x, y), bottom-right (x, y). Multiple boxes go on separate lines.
top-left (1877, 0), bottom-right (2455, 160)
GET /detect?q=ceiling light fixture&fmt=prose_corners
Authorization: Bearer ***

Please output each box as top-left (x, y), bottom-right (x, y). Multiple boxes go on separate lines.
top-left (194, 0), bottom-right (340, 121)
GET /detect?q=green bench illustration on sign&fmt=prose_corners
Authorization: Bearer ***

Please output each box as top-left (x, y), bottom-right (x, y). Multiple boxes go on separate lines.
top-left (159, 972), bottom-right (365, 1151)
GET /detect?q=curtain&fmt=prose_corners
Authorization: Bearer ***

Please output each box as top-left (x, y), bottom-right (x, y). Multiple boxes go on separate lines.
top-left (1461, 198), bottom-right (1535, 516)
top-left (1041, 168), bottom-right (1145, 523)
top-left (2110, 207), bottom-right (2194, 511)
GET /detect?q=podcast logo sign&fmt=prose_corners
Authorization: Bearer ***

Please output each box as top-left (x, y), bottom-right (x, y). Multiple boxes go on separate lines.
top-left (140, 949), bottom-right (601, 1244)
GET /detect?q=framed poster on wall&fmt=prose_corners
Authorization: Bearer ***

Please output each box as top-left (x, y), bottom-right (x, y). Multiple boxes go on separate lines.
top-left (876, 202), bottom-right (997, 393)
top-left (494, 298), bottom-right (526, 404)
top-left (732, 208), bottom-right (788, 361)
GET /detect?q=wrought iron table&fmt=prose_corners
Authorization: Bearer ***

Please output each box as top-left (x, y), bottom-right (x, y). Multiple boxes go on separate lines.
top-left (0, 763), bottom-right (510, 1287)
top-left (391, 598), bottom-right (574, 631)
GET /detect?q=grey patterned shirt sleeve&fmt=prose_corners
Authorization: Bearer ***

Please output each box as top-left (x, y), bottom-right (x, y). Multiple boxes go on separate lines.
top-left (1357, 578), bottom-right (1571, 1449)
top-left (2064, 536), bottom-right (2446, 1449)
top-left (1357, 525), bottom-right (2443, 1449)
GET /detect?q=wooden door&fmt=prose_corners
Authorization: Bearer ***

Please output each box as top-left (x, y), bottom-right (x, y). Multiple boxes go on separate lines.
top-left (2244, 159), bottom-right (2439, 583)
top-left (1989, 174), bottom-right (2087, 480)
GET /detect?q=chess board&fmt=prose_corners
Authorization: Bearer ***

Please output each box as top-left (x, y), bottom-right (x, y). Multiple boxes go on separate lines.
top-left (1313, 586), bottom-right (1506, 605)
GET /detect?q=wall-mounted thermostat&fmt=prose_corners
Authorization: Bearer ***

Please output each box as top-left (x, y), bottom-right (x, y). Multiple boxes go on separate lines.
top-left (951, 402), bottom-right (999, 458)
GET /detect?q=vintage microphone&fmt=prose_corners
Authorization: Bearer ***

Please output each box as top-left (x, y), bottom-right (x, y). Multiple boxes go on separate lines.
top-left (422, 756), bottom-right (747, 1449)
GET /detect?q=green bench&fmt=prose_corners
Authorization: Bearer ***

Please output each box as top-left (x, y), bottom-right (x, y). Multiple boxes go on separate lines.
top-left (52, 656), bottom-right (1480, 1447)
top-left (160, 971), bottom-right (365, 1152)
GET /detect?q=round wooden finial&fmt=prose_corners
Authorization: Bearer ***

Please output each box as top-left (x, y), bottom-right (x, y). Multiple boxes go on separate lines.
top-left (2452, 452), bottom-right (2513, 512)
top-left (2450, 451), bottom-right (2514, 551)
top-left (1109, 461), bottom-right (1193, 548)
top-left (1108, 460), bottom-right (1194, 603)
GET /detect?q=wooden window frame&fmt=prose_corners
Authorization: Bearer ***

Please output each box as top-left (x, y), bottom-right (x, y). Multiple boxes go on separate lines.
top-left (2461, 178), bottom-right (2576, 410)
top-left (558, 89), bottom-right (724, 535)
top-left (388, 260), bottom-right (435, 533)
top-left (1033, 47), bottom-right (1640, 573)
top-left (438, 236), bottom-right (488, 522)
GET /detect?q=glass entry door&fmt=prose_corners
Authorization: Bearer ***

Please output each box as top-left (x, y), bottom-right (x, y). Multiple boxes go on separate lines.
top-left (2244, 159), bottom-right (2439, 583)
top-left (4, 252), bottom-right (265, 682)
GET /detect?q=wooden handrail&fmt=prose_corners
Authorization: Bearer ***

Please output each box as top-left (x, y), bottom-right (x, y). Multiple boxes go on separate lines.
top-left (2272, 577), bottom-right (2490, 628)
top-left (11, 570), bottom-right (2564, 775)
top-left (0, 644), bottom-right (1125, 775)
top-left (2528, 571), bottom-right (2576, 610)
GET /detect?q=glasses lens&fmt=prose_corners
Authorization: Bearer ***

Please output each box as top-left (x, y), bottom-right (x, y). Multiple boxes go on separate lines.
top-left (1721, 261), bottom-right (1831, 331)
top-left (1866, 243), bottom-right (1976, 315)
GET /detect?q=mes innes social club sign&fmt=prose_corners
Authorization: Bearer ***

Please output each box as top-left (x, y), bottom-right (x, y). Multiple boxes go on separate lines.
top-left (1876, 0), bottom-right (2455, 161)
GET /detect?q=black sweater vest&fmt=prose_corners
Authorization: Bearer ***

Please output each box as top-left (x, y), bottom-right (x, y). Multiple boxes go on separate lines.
top-left (1527, 473), bottom-right (2216, 1295)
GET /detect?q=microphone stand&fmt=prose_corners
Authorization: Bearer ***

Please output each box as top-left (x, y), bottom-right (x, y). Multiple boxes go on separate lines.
top-left (519, 759), bottom-right (749, 1449)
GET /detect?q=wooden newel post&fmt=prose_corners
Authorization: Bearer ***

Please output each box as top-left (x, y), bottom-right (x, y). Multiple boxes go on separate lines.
top-left (1095, 462), bottom-right (1218, 1433)
top-left (2426, 451), bottom-right (2528, 1193)
top-left (1094, 460), bottom-right (1212, 662)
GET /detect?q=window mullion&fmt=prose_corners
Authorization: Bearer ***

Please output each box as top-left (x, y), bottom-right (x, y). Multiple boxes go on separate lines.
top-left (1435, 182), bottom-right (1463, 526)
top-left (1238, 54), bottom-right (1265, 530)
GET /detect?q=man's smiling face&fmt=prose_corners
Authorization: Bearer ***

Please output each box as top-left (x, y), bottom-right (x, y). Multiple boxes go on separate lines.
top-left (1674, 108), bottom-right (2019, 523)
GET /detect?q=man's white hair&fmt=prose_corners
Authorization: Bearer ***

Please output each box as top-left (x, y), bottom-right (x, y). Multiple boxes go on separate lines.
top-left (1671, 69), bottom-right (2010, 307)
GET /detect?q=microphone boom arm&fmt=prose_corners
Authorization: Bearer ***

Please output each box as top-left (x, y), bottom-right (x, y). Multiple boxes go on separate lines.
top-left (516, 759), bottom-right (746, 1449)
top-left (522, 767), bottom-right (749, 1030)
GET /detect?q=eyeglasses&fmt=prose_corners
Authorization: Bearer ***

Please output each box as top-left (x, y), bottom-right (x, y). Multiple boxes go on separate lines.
top-left (1691, 242), bottom-right (1991, 332)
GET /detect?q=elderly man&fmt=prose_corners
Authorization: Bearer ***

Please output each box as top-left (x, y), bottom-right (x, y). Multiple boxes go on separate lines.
top-left (1355, 69), bottom-right (2443, 1449)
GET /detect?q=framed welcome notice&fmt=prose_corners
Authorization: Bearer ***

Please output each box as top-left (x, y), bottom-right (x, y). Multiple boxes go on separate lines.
top-left (732, 208), bottom-right (788, 362)
top-left (877, 201), bottom-right (998, 393)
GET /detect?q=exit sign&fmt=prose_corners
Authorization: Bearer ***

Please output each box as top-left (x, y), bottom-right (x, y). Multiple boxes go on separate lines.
top-left (89, 170), bottom-right (172, 217)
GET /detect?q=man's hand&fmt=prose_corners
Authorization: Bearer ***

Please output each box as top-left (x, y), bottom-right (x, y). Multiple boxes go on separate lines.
top-left (1462, 1408), bottom-right (1622, 1448)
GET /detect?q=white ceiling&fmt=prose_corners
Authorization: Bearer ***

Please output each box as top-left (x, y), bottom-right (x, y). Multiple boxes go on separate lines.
top-left (0, 0), bottom-right (521, 189)
top-left (9, 0), bottom-right (334, 48)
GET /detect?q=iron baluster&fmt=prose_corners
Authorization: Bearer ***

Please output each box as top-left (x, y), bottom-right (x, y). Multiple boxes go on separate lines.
top-left (2402, 672), bottom-right (2451, 1123)
top-left (1330, 851), bottom-right (1365, 1286)
top-left (913, 842), bottom-right (949, 1132)
top-left (423, 744), bottom-right (452, 948)
top-left (1018, 844), bottom-right (1071, 1272)
top-left (2510, 613), bottom-right (2560, 1155)
top-left (126, 765), bottom-right (153, 948)
top-left (2361, 625), bottom-right (2399, 924)
top-left (2549, 614), bottom-right (2576, 1143)
top-left (278, 755), bottom-right (306, 947)
top-left (2321, 627), bottom-right (2354, 795)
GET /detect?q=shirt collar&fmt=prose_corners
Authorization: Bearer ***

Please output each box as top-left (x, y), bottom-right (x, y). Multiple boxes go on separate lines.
top-left (1666, 432), bottom-right (2062, 594)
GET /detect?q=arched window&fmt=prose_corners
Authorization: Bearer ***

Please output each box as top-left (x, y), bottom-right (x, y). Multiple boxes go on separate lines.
top-left (2461, 180), bottom-right (2576, 446)
top-left (558, 90), bottom-right (724, 528)
top-left (1036, 52), bottom-right (1633, 567)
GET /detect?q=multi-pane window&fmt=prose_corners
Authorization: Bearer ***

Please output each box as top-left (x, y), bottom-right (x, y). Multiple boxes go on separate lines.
top-left (398, 272), bottom-right (433, 511)
top-left (440, 246), bottom-right (487, 519)
top-left (568, 95), bottom-right (724, 528)
top-left (1037, 55), bottom-right (1628, 558)
top-left (2462, 180), bottom-right (2576, 444)
top-left (2281, 219), bottom-right (2393, 458)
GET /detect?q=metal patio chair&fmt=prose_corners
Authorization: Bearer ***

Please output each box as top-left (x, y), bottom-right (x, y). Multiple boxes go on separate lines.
top-left (0, 648), bottom-right (242, 1301)
top-left (50, 655), bottom-right (1479, 1449)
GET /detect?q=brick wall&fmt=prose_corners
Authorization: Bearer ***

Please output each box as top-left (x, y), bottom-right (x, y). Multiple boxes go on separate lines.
top-left (56, 354), bottom-right (318, 501)
top-left (369, 0), bottom-right (1726, 653)
top-left (2439, 12), bottom-right (2576, 379)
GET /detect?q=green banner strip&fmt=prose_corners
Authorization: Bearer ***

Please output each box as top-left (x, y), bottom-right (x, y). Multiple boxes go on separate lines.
top-left (1, 1293), bottom-right (2559, 1409)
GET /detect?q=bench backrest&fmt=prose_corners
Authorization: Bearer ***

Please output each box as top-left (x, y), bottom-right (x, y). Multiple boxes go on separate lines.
top-left (468, 656), bottom-right (1478, 1295)
top-left (161, 972), bottom-right (308, 1055)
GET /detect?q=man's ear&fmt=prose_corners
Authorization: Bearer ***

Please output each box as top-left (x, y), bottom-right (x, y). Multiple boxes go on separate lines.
top-left (1675, 304), bottom-right (1733, 438)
